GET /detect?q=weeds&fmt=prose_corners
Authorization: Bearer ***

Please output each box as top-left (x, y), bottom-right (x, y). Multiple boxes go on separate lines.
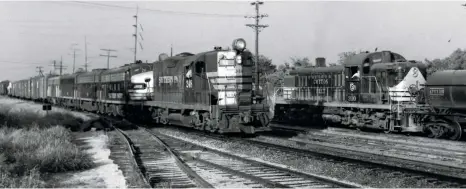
top-left (0, 99), bottom-right (95, 188)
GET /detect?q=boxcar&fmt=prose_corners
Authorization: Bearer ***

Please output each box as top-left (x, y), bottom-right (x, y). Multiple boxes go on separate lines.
top-left (0, 80), bottom-right (10, 95)
top-left (30, 75), bottom-right (50, 102)
top-left (47, 76), bottom-right (61, 104)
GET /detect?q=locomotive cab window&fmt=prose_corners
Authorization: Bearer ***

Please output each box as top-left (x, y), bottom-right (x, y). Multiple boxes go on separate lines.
top-left (195, 61), bottom-right (205, 74)
top-left (362, 58), bottom-right (371, 74)
top-left (349, 66), bottom-right (360, 80)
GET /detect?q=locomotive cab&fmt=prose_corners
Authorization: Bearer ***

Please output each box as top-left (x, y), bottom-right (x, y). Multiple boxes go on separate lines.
top-left (343, 51), bottom-right (413, 104)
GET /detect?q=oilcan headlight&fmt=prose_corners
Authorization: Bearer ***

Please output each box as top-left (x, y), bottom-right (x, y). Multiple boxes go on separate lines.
top-left (232, 38), bottom-right (246, 52)
top-left (235, 55), bottom-right (242, 64)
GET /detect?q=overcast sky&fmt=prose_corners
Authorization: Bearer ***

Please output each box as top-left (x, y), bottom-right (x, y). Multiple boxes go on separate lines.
top-left (0, 1), bottom-right (465, 81)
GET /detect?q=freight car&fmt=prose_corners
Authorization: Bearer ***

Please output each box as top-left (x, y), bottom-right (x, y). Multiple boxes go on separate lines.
top-left (402, 70), bottom-right (466, 140)
top-left (0, 80), bottom-right (10, 96)
top-left (270, 51), bottom-right (466, 140)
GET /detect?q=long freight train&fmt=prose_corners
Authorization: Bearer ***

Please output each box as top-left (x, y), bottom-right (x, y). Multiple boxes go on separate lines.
top-left (5, 38), bottom-right (271, 134)
top-left (272, 50), bottom-right (465, 141)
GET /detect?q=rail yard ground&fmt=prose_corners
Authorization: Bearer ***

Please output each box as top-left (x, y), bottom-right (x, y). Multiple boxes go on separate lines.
top-left (0, 97), bottom-right (126, 188)
top-left (3, 97), bottom-right (466, 188)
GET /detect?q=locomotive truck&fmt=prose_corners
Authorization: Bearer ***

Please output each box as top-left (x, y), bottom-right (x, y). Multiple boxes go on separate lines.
top-left (272, 50), bottom-right (465, 140)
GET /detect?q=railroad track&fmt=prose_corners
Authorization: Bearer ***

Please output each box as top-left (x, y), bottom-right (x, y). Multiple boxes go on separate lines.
top-left (113, 126), bottom-right (360, 188)
top-left (159, 126), bottom-right (466, 188)
top-left (112, 128), bottom-right (212, 188)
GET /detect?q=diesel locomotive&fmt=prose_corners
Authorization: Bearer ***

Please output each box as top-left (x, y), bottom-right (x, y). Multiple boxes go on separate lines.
top-left (272, 50), bottom-right (465, 140)
top-left (6, 38), bottom-right (271, 134)
top-left (127, 38), bottom-right (270, 134)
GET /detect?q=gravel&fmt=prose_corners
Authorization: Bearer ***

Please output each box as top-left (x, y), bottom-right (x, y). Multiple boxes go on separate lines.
top-left (156, 127), bottom-right (456, 188)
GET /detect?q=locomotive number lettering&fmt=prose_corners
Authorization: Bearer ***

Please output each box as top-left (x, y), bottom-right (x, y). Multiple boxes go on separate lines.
top-left (313, 79), bottom-right (328, 85)
top-left (317, 88), bottom-right (326, 94)
top-left (347, 95), bottom-right (357, 102)
top-left (429, 88), bottom-right (444, 96)
top-left (236, 67), bottom-right (242, 74)
top-left (185, 79), bottom-right (192, 88)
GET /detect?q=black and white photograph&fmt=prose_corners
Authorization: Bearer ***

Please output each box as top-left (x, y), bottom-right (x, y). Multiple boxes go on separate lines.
top-left (0, 0), bottom-right (466, 188)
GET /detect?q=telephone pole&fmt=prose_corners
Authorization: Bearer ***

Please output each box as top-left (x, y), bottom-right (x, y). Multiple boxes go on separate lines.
top-left (49, 60), bottom-right (57, 75)
top-left (84, 36), bottom-right (89, 72)
top-left (60, 56), bottom-right (63, 75)
top-left (69, 43), bottom-right (80, 73)
top-left (36, 66), bottom-right (44, 76)
top-left (50, 57), bottom-right (67, 75)
top-left (133, 6), bottom-right (144, 63)
top-left (171, 44), bottom-right (173, 57)
top-left (100, 49), bottom-right (117, 69)
top-left (245, 1), bottom-right (269, 93)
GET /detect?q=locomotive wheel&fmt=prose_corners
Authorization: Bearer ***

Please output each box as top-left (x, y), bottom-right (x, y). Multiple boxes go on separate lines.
top-left (426, 120), bottom-right (462, 140)
top-left (448, 121), bottom-right (462, 141)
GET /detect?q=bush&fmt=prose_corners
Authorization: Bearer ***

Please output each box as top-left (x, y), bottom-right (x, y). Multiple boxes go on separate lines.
top-left (0, 105), bottom-right (95, 187)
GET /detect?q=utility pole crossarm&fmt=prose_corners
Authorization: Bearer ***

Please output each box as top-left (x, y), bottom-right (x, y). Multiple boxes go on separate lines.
top-left (100, 49), bottom-right (118, 69)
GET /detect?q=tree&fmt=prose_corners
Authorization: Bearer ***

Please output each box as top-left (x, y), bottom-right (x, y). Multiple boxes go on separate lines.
top-left (338, 51), bottom-right (357, 65)
top-left (252, 55), bottom-right (277, 92)
top-left (425, 48), bottom-right (466, 76)
top-left (286, 57), bottom-right (312, 68)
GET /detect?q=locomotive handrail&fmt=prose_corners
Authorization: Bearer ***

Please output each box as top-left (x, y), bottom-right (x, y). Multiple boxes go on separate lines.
top-left (360, 76), bottom-right (382, 94)
top-left (273, 86), bottom-right (345, 103)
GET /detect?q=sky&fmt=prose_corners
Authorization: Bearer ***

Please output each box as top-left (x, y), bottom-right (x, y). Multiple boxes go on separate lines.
top-left (1, 0), bottom-right (466, 81)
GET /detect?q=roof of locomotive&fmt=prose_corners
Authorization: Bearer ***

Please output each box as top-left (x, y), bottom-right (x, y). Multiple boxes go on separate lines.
top-left (76, 69), bottom-right (107, 78)
top-left (155, 50), bottom-right (224, 66)
top-left (60, 72), bottom-right (82, 80)
top-left (288, 65), bottom-right (344, 75)
top-left (370, 61), bottom-right (427, 71)
top-left (101, 63), bottom-right (152, 75)
top-left (343, 51), bottom-right (407, 66)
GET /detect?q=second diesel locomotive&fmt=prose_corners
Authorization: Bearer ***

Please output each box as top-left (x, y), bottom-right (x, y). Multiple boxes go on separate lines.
top-left (272, 50), bottom-right (465, 140)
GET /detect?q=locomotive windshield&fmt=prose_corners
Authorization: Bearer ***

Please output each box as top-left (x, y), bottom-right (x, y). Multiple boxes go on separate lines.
top-left (131, 83), bottom-right (146, 89)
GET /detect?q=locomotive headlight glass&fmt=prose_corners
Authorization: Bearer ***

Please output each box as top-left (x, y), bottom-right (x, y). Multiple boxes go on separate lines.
top-left (232, 38), bottom-right (246, 51)
top-left (235, 55), bottom-right (242, 64)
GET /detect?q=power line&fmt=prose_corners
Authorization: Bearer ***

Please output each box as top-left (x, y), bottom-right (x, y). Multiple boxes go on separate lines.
top-left (100, 49), bottom-right (117, 69)
top-left (67, 1), bottom-right (244, 18)
top-left (0, 60), bottom-right (45, 65)
top-left (245, 0), bottom-right (269, 94)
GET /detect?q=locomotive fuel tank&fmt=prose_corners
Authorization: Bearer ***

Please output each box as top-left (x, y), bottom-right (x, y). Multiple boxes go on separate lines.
top-left (425, 70), bottom-right (466, 110)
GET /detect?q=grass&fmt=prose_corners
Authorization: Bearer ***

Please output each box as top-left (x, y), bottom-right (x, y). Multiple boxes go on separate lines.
top-left (0, 106), bottom-right (85, 131)
top-left (0, 100), bottom-right (95, 188)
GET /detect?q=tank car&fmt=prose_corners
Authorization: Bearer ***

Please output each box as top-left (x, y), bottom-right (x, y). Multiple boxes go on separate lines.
top-left (127, 38), bottom-right (271, 134)
top-left (273, 51), bottom-right (430, 135)
top-left (401, 70), bottom-right (466, 140)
